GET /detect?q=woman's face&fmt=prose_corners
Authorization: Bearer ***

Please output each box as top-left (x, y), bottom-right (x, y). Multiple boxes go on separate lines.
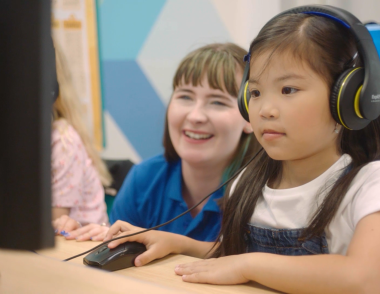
top-left (247, 51), bottom-right (338, 161)
top-left (168, 74), bottom-right (251, 167)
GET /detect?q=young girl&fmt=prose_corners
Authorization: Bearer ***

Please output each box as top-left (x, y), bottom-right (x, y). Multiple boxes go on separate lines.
top-left (52, 45), bottom-right (112, 227)
top-left (103, 8), bottom-right (380, 294)
top-left (55, 43), bottom-right (260, 242)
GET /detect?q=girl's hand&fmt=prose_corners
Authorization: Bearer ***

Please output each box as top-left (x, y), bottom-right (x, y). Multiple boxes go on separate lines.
top-left (174, 255), bottom-right (250, 285)
top-left (63, 223), bottom-right (109, 241)
top-left (52, 215), bottom-right (81, 235)
top-left (104, 220), bottom-right (182, 266)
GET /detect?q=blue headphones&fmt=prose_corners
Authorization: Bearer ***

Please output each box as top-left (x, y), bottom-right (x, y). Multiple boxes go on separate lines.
top-left (237, 5), bottom-right (380, 130)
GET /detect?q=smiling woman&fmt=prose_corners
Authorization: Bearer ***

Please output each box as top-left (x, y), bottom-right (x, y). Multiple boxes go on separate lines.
top-left (53, 43), bottom-right (261, 242)
top-left (169, 79), bottom-right (247, 161)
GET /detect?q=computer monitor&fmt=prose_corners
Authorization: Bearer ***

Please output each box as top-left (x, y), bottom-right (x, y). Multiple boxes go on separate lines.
top-left (0, 0), bottom-right (55, 249)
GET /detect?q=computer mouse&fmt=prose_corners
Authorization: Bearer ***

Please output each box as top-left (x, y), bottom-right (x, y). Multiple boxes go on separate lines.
top-left (83, 241), bottom-right (147, 271)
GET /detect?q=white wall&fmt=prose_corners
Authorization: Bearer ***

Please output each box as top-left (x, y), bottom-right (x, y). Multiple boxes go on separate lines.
top-left (225, 0), bottom-right (380, 50)
top-left (281, 0), bottom-right (380, 23)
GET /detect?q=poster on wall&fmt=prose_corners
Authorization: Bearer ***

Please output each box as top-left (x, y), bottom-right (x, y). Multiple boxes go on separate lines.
top-left (52, 0), bottom-right (104, 150)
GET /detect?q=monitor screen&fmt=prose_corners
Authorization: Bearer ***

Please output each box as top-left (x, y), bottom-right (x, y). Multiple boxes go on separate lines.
top-left (0, 0), bottom-right (55, 250)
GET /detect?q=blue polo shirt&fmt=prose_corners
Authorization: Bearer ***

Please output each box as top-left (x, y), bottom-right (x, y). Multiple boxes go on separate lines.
top-left (109, 154), bottom-right (223, 242)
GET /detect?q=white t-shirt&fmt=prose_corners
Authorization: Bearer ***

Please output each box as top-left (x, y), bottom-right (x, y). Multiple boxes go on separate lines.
top-left (230, 154), bottom-right (380, 255)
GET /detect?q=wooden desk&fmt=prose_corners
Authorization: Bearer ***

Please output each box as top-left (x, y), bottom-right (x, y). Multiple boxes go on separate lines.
top-left (0, 248), bottom-right (186, 294)
top-left (1, 237), bottom-right (281, 294)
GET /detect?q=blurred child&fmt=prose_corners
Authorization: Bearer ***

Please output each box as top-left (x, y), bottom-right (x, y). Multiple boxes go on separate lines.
top-left (52, 45), bottom-right (112, 228)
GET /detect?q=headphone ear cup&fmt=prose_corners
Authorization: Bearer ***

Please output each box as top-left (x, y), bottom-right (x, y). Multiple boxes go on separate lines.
top-left (330, 67), bottom-right (370, 130)
top-left (330, 69), bottom-right (352, 125)
top-left (238, 81), bottom-right (250, 122)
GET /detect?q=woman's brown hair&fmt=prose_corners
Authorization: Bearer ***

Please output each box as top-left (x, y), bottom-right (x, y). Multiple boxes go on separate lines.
top-left (213, 14), bottom-right (380, 257)
top-left (162, 43), bottom-right (261, 179)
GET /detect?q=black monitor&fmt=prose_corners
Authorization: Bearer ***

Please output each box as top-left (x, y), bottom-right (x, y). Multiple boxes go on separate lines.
top-left (0, 0), bottom-right (55, 249)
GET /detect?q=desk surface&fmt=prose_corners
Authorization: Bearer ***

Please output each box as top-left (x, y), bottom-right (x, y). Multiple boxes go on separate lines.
top-left (0, 237), bottom-right (281, 294)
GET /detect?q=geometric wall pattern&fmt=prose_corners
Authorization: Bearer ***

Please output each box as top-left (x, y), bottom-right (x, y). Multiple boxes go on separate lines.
top-left (97, 0), bottom-right (380, 163)
top-left (98, 0), bottom-right (232, 162)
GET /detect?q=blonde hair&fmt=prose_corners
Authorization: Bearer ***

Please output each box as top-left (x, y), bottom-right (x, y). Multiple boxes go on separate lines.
top-left (53, 44), bottom-right (112, 187)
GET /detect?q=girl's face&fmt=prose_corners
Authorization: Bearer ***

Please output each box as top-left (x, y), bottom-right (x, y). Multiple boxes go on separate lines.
top-left (168, 75), bottom-right (251, 167)
top-left (248, 51), bottom-right (338, 161)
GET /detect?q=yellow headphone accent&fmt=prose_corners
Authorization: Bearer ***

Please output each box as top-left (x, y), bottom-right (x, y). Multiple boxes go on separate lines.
top-left (354, 85), bottom-right (363, 119)
top-left (243, 81), bottom-right (250, 114)
top-left (336, 67), bottom-right (361, 130)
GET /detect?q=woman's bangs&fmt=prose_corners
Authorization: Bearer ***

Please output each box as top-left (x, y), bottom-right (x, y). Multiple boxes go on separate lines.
top-left (173, 50), bottom-right (239, 97)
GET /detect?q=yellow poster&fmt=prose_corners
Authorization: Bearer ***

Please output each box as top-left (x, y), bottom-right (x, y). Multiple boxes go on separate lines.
top-left (52, 0), bottom-right (103, 150)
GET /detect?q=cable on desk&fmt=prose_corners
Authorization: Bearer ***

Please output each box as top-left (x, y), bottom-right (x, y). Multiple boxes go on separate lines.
top-left (63, 148), bottom-right (264, 262)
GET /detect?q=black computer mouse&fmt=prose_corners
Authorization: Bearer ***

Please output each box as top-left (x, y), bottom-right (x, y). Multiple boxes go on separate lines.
top-left (83, 242), bottom-right (147, 271)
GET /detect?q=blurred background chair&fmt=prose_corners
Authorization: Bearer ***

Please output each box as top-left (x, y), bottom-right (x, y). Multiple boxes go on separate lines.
top-left (104, 159), bottom-right (134, 216)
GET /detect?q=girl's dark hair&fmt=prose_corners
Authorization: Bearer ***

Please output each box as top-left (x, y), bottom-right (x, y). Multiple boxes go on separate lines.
top-left (213, 14), bottom-right (380, 257)
top-left (163, 43), bottom-right (261, 178)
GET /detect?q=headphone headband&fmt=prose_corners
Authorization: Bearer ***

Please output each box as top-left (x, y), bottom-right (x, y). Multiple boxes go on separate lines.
top-left (272, 5), bottom-right (380, 121)
top-left (238, 5), bottom-right (380, 129)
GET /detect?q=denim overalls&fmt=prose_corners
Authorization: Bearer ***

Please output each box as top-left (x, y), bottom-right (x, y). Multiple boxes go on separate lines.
top-left (245, 224), bottom-right (329, 255)
top-left (243, 164), bottom-right (355, 255)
